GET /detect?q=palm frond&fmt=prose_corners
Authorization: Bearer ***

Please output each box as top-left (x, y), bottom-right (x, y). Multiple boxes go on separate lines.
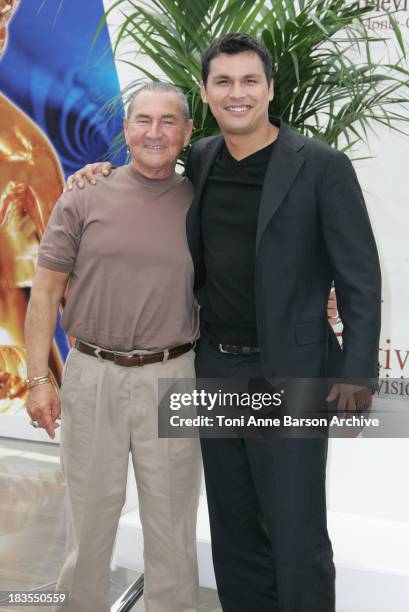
top-left (100, 0), bottom-right (409, 163)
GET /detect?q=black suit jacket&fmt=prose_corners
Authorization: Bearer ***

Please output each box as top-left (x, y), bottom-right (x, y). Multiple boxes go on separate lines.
top-left (185, 118), bottom-right (381, 380)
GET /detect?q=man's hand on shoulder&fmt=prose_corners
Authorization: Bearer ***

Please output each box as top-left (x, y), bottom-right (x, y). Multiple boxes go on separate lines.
top-left (64, 162), bottom-right (113, 192)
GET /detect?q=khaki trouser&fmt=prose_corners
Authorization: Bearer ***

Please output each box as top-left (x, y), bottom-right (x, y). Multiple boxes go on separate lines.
top-left (54, 347), bottom-right (201, 612)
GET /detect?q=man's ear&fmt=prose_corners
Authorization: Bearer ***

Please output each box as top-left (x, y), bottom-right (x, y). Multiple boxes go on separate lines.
top-left (184, 119), bottom-right (194, 147)
top-left (268, 79), bottom-right (274, 102)
top-left (123, 117), bottom-right (129, 145)
top-left (199, 80), bottom-right (208, 104)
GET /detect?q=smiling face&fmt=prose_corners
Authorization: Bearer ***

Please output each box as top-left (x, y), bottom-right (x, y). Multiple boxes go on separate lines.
top-left (200, 51), bottom-right (274, 138)
top-left (123, 91), bottom-right (193, 179)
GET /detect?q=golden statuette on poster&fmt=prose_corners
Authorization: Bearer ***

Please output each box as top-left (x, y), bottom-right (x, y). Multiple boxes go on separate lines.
top-left (0, 0), bottom-right (65, 413)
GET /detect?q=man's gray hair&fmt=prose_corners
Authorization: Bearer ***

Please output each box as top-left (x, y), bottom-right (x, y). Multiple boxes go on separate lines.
top-left (126, 82), bottom-right (190, 124)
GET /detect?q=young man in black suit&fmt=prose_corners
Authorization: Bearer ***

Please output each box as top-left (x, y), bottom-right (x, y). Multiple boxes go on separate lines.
top-left (67, 33), bottom-right (381, 612)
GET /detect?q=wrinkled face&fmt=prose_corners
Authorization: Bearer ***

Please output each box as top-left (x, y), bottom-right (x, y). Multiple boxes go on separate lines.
top-left (200, 51), bottom-right (274, 137)
top-left (0, 0), bottom-right (19, 57)
top-left (124, 91), bottom-right (193, 179)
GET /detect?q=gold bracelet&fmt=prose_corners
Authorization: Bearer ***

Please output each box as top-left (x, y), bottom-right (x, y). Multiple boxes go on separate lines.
top-left (26, 376), bottom-right (51, 390)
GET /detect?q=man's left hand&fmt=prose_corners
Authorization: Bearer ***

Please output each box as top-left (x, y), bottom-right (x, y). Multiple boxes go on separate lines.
top-left (326, 383), bottom-right (372, 414)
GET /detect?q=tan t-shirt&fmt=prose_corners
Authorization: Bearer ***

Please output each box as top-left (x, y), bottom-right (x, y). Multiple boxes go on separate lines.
top-left (38, 164), bottom-right (199, 351)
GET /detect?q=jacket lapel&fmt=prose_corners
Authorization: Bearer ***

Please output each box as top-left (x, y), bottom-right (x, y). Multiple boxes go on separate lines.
top-left (186, 136), bottom-right (223, 254)
top-left (192, 136), bottom-right (223, 208)
top-left (256, 120), bottom-right (306, 253)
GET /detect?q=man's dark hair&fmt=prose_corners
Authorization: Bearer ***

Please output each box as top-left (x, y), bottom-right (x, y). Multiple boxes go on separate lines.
top-left (201, 32), bottom-right (273, 86)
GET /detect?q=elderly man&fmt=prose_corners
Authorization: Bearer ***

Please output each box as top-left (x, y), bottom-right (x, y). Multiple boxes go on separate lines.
top-left (24, 82), bottom-right (201, 612)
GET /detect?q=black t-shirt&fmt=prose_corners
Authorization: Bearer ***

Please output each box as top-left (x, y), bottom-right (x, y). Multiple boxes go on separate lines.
top-left (201, 140), bottom-right (275, 345)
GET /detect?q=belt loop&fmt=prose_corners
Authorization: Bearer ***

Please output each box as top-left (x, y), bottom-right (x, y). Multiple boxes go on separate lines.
top-left (94, 346), bottom-right (104, 362)
top-left (162, 349), bottom-right (169, 364)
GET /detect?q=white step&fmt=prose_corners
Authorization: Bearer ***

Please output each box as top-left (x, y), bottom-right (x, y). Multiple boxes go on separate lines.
top-left (112, 497), bottom-right (409, 611)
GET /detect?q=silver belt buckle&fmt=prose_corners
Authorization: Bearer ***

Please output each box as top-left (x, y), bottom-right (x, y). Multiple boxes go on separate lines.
top-left (219, 343), bottom-right (231, 354)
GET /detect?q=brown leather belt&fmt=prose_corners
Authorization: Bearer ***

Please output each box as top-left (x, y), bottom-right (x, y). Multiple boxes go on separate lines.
top-left (75, 339), bottom-right (193, 367)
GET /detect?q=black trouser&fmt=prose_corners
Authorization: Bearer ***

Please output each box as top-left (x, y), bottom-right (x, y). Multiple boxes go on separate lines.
top-left (195, 336), bottom-right (336, 612)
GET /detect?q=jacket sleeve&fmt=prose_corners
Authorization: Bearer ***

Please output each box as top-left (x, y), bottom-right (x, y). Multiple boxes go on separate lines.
top-left (184, 143), bottom-right (206, 293)
top-left (184, 146), bottom-right (194, 182)
top-left (318, 151), bottom-right (381, 381)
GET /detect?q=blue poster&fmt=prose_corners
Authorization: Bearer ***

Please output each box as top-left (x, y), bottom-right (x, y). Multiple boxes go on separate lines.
top-left (0, 0), bottom-right (125, 175)
top-left (0, 0), bottom-right (125, 422)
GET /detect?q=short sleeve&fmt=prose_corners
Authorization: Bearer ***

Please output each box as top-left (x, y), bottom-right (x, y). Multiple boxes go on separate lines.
top-left (37, 190), bottom-right (84, 273)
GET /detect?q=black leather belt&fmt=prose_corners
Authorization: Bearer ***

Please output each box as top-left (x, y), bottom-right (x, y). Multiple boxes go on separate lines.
top-left (209, 338), bottom-right (260, 355)
top-left (75, 339), bottom-right (193, 367)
